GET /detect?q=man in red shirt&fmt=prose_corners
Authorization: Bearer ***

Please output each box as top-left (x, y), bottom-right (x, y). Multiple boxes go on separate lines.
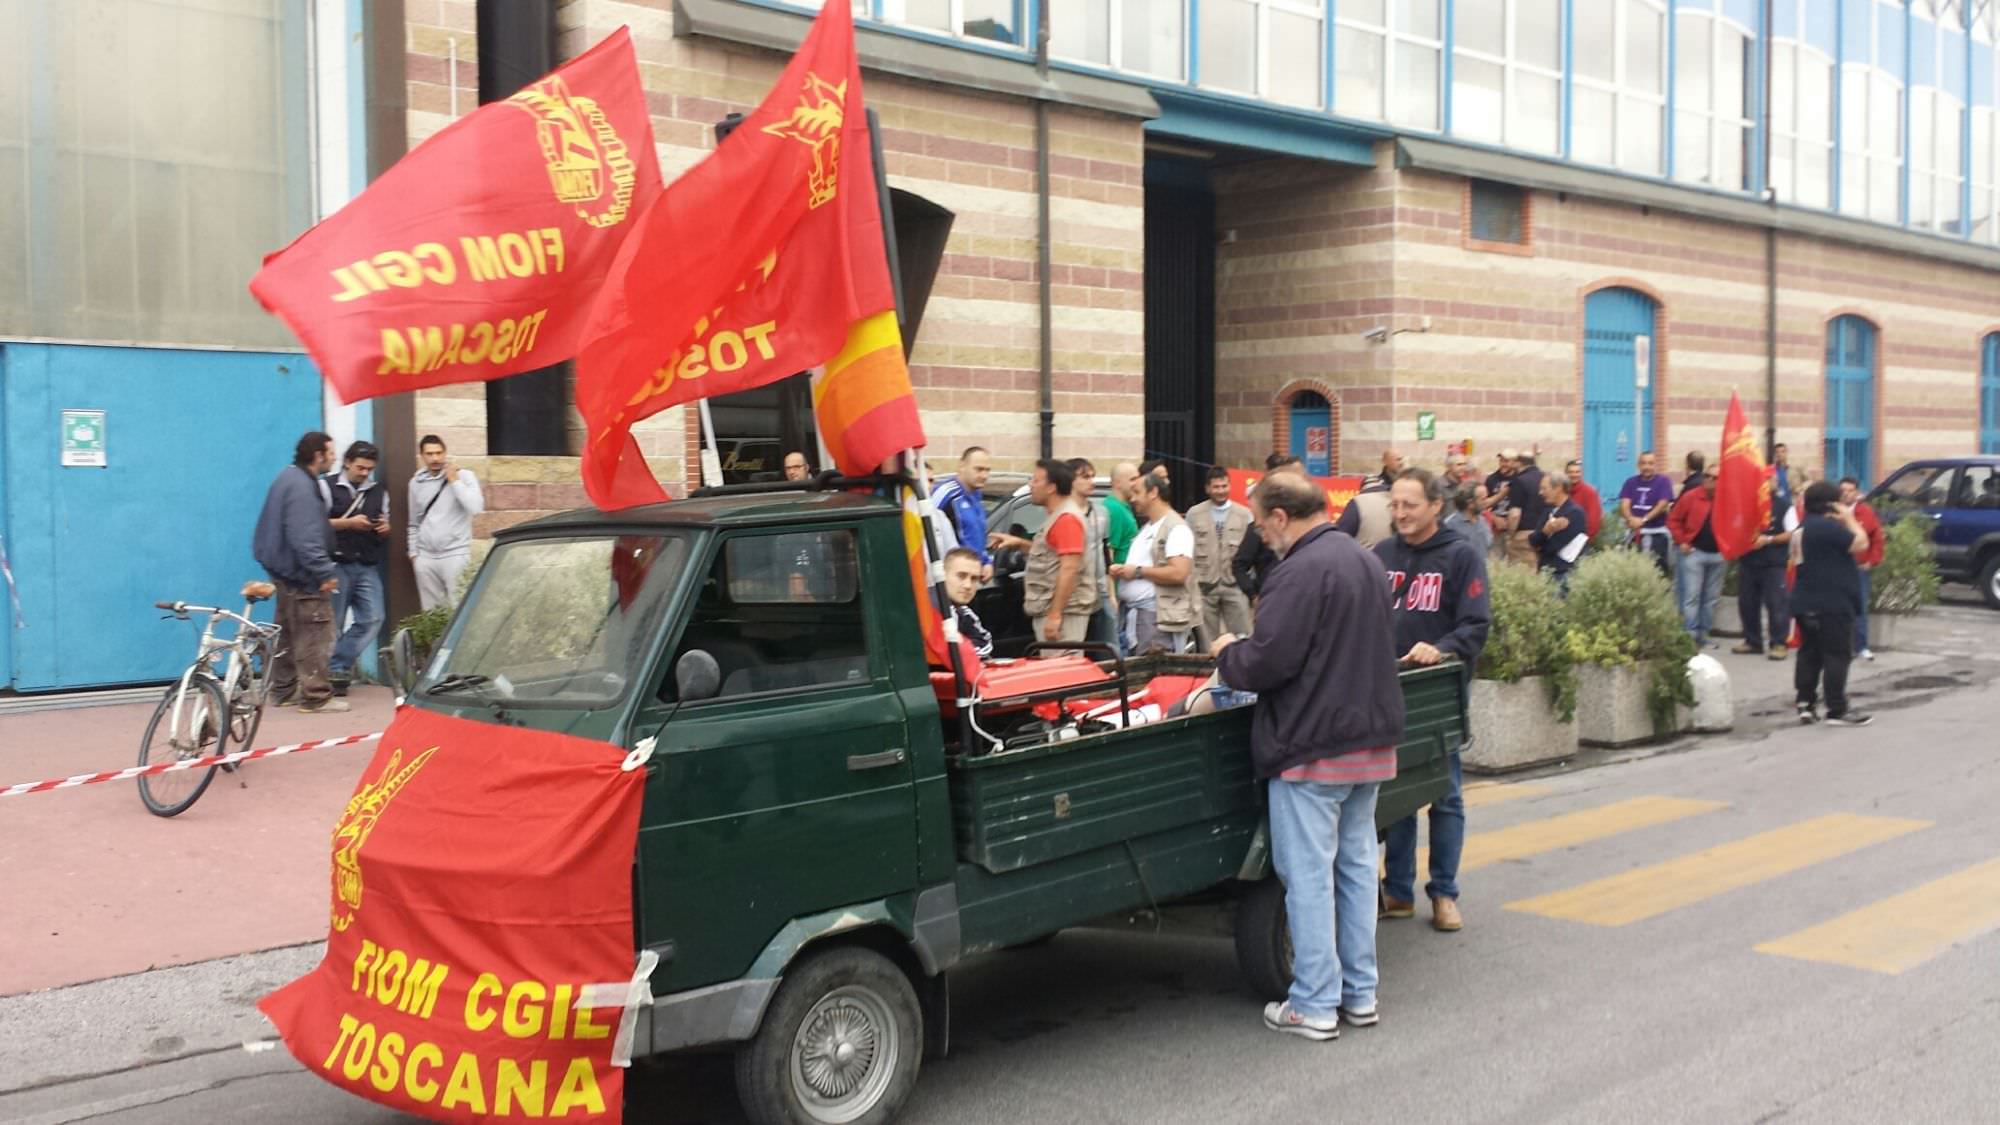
top-left (1565, 459), bottom-right (1603, 541)
top-left (991, 458), bottom-right (1100, 643)
top-left (1668, 472), bottom-right (1723, 645)
top-left (1839, 477), bottom-right (1886, 660)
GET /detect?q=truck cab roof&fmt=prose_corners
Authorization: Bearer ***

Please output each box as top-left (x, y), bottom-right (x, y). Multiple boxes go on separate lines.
top-left (496, 489), bottom-right (904, 539)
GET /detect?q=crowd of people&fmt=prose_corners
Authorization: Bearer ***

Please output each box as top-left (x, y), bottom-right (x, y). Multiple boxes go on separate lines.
top-left (919, 439), bottom-right (1886, 1041)
top-left (251, 430), bottom-right (485, 713)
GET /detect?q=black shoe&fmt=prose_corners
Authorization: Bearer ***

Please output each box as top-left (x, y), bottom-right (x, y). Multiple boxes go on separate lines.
top-left (329, 675), bottom-right (351, 698)
top-left (1796, 702), bottom-right (1819, 725)
top-left (1823, 711), bottom-right (1874, 727)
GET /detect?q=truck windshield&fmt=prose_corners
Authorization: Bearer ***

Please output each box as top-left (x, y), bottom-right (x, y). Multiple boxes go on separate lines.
top-left (420, 533), bottom-right (691, 708)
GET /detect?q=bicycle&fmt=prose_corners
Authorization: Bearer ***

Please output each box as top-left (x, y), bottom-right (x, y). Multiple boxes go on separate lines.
top-left (140, 582), bottom-right (283, 817)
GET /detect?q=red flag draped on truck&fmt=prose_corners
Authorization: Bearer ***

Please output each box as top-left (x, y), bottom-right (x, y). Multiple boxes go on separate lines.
top-left (260, 707), bottom-right (649, 1123)
top-left (248, 30), bottom-right (660, 403)
top-left (575, 0), bottom-right (921, 509)
top-left (1713, 391), bottom-right (1771, 561)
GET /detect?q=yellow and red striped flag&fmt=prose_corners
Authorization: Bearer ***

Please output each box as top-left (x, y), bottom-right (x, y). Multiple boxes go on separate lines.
top-left (813, 310), bottom-right (924, 475)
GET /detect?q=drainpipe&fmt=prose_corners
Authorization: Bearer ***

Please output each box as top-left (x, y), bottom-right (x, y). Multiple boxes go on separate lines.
top-left (1762, 0), bottom-right (1778, 462)
top-left (1035, 1), bottom-right (1054, 460)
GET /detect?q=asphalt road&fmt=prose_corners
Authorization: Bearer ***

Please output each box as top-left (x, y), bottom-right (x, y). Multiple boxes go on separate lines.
top-left (6, 605), bottom-right (1999, 1125)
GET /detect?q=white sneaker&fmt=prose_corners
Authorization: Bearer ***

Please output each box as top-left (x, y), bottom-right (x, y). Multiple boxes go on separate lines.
top-left (1338, 1002), bottom-right (1380, 1027)
top-left (1859, 648), bottom-right (1875, 661)
top-left (302, 698), bottom-right (352, 714)
top-left (1263, 1001), bottom-right (1339, 1041)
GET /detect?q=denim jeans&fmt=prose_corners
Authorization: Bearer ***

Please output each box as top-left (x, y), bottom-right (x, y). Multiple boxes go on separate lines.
top-left (1638, 529), bottom-right (1673, 577)
top-left (1679, 549), bottom-right (1726, 640)
top-left (1382, 751), bottom-right (1463, 903)
top-left (1738, 564), bottom-right (1791, 651)
top-left (1855, 570), bottom-right (1872, 651)
top-left (330, 561), bottom-right (384, 676)
top-left (1268, 778), bottom-right (1380, 1019)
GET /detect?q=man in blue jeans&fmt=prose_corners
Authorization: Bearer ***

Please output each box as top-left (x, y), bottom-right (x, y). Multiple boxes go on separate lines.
top-left (1214, 472), bottom-right (1406, 1041)
top-left (322, 441), bottom-right (390, 695)
top-left (1372, 469), bottom-right (1489, 933)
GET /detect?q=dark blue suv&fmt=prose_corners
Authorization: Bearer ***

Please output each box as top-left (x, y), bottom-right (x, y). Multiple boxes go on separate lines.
top-left (1867, 456), bottom-right (2000, 609)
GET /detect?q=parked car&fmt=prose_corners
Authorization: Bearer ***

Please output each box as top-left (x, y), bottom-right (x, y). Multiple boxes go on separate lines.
top-left (1866, 455), bottom-right (2000, 608)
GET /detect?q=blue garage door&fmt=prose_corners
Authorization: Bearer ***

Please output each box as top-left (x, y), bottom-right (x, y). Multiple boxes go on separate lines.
top-left (0, 344), bottom-right (323, 691)
top-left (1981, 333), bottom-right (2000, 456)
top-left (1582, 288), bottom-right (1659, 498)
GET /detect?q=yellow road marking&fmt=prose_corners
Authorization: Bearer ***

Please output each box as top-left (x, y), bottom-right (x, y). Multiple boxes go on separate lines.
top-left (1754, 855), bottom-right (2000, 974)
top-left (1506, 813), bottom-right (1931, 927)
top-left (1462, 782), bottom-right (1554, 809)
top-left (1406, 795), bottom-right (1728, 882)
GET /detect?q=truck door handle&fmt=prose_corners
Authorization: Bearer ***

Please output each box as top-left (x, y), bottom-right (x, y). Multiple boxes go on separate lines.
top-left (847, 749), bottom-right (908, 771)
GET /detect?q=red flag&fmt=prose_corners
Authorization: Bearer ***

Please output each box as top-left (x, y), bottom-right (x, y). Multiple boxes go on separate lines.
top-left (1713, 392), bottom-right (1770, 560)
top-left (249, 31), bottom-right (661, 403)
top-left (1224, 468), bottom-right (1367, 519)
top-left (576, 0), bottom-right (898, 508)
top-left (260, 707), bottom-right (646, 1123)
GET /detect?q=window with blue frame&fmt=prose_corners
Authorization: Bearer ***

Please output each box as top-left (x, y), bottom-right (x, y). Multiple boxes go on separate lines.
top-left (1770, 0), bottom-right (1838, 208)
top-left (1051, 0), bottom-right (1186, 78)
top-left (877, 0), bottom-right (1023, 46)
top-left (1825, 316), bottom-right (1878, 487)
top-left (1982, 333), bottom-right (2000, 454)
top-left (1572, 0), bottom-right (1668, 175)
top-left (1673, 2), bottom-right (1756, 191)
top-left (1333, 0), bottom-right (1445, 130)
top-left (1975, 12), bottom-right (1999, 243)
top-left (1453, 0), bottom-right (1564, 155)
top-left (1193, 0), bottom-right (1325, 107)
top-left (1838, 0), bottom-right (1908, 224)
top-left (1909, 5), bottom-right (1968, 234)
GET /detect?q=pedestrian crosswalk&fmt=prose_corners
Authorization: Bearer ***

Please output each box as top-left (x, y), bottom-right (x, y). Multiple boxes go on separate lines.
top-left (1399, 781), bottom-right (1999, 977)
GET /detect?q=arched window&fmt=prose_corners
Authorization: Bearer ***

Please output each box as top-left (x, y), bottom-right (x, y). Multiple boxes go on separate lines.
top-left (1286, 390), bottom-right (1335, 477)
top-left (1981, 333), bottom-right (2000, 454)
top-left (1825, 316), bottom-right (1878, 485)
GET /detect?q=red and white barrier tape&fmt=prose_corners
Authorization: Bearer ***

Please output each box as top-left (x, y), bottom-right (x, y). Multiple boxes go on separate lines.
top-left (0, 731), bottom-right (382, 798)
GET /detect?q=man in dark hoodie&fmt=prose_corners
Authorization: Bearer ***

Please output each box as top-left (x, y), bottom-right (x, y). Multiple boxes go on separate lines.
top-left (1373, 468), bottom-right (1490, 933)
top-left (252, 431), bottom-right (346, 714)
top-left (1214, 472), bottom-right (1405, 1041)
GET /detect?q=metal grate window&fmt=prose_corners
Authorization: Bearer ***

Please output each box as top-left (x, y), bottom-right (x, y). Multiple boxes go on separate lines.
top-left (1469, 180), bottom-right (1527, 243)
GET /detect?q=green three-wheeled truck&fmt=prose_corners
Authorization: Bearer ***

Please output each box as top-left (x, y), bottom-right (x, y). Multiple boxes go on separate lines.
top-left (395, 477), bottom-right (1467, 1125)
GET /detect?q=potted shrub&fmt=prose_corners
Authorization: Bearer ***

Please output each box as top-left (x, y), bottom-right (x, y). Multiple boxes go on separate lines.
top-left (1865, 513), bottom-right (1942, 650)
top-left (1564, 550), bottom-right (1697, 747)
top-left (1468, 564), bottom-right (1578, 772)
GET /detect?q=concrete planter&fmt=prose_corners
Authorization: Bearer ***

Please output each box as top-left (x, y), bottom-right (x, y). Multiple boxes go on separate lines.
top-left (1709, 598), bottom-right (1742, 637)
top-left (1577, 662), bottom-right (1689, 747)
top-left (1466, 676), bottom-right (1578, 773)
top-left (1867, 611), bottom-right (1906, 651)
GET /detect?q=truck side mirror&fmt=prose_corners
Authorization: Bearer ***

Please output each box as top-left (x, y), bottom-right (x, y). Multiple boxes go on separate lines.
top-left (675, 650), bottom-right (722, 702)
top-left (386, 627), bottom-right (419, 694)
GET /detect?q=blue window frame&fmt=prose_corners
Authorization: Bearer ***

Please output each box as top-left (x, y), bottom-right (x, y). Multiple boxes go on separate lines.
top-left (1825, 315), bottom-right (1878, 486)
top-left (1981, 332), bottom-right (2000, 454)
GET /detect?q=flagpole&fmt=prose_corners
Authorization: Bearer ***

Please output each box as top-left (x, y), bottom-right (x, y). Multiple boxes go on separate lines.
top-left (695, 398), bottom-right (725, 488)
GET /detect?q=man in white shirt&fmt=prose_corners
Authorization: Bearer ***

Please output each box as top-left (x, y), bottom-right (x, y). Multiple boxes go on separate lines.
top-left (1109, 475), bottom-right (1197, 654)
top-left (407, 434), bottom-right (486, 611)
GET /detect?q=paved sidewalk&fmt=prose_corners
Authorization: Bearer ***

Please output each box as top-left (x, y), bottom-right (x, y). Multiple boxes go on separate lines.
top-left (0, 688), bottom-right (397, 996)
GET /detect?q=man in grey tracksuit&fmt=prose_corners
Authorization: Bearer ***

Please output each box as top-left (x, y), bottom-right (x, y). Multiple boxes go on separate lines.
top-left (407, 434), bottom-right (485, 610)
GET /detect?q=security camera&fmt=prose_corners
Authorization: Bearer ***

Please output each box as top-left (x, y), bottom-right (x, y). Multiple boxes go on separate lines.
top-left (1363, 326), bottom-right (1390, 343)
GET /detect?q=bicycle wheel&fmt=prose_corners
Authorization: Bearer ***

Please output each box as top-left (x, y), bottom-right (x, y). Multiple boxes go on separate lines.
top-left (227, 671), bottom-right (264, 765)
top-left (137, 676), bottom-right (228, 817)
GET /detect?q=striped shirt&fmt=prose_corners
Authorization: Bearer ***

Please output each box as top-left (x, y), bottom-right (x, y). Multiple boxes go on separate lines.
top-left (1278, 746), bottom-right (1398, 785)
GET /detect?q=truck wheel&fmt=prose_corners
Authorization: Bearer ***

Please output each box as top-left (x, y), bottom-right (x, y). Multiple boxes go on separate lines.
top-left (1980, 553), bottom-right (2000, 611)
top-left (1233, 877), bottom-right (1292, 1002)
top-left (735, 947), bottom-right (923, 1125)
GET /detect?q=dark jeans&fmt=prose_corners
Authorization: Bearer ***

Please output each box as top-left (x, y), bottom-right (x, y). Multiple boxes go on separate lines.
top-left (1795, 611), bottom-right (1856, 717)
top-left (1637, 529), bottom-right (1673, 576)
top-left (1738, 564), bottom-right (1791, 651)
top-left (269, 585), bottom-right (335, 707)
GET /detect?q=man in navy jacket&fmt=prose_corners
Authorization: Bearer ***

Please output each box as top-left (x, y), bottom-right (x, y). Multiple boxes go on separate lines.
top-left (1214, 472), bottom-right (1404, 1041)
top-left (1372, 469), bottom-right (1490, 933)
top-left (252, 431), bottom-right (346, 714)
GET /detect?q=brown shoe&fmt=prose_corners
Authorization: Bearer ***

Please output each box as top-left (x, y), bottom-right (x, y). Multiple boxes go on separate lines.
top-left (1431, 896), bottom-right (1463, 932)
top-left (1730, 642), bottom-right (1762, 655)
top-left (1380, 894), bottom-right (1415, 920)
top-left (1768, 647), bottom-right (1789, 661)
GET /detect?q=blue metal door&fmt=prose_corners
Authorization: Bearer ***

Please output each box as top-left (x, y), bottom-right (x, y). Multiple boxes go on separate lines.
top-left (1582, 288), bottom-right (1658, 497)
top-left (1825, 317), bottom-right (1876, 487)
top-left (1289, 393), bottom-right (1332, 476)
top-left (1981, 334), bottom-right (2000, 455)
top-left (0, 344), bottom-right (323, 691)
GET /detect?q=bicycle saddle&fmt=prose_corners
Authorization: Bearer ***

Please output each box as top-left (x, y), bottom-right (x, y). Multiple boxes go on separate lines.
top-left (241, 580), bottom-right (276, 603)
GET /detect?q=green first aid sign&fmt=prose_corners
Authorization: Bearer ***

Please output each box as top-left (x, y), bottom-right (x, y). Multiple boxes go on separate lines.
top-left (61, 409), bottom-right (107, 467)
top-left (1416, 411), bottom-right (1437, 441)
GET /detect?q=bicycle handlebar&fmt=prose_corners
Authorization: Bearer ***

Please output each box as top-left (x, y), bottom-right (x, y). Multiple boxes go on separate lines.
top-left (154, 601), bottom-right (279, 635)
